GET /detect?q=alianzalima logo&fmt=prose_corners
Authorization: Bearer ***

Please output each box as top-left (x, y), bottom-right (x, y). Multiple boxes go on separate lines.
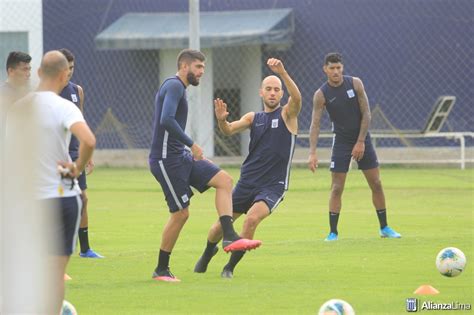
top-left (406, 298), bottom-right (472, 312)
top-left (420, 301), bottom-right (471, 311)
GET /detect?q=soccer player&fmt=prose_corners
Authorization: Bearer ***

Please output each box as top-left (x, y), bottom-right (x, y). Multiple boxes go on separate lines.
top-left (59, 48), bottom-right (103, 258)
top-left (194, 58), bottom-right (302, 278)
top-left (307, 52), bottom-right (401, 241)
top-left (149, 49), bottom-right (261, 282)
top-left (0, 51), bottom-right (32, 103)
top-left (5, 50), bottom-right (96, 313)
top-left (1, 52), bottom-right (32, 162)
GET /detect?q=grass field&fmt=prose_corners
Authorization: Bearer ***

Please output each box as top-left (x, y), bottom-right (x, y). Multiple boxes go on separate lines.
top-left (66, 167), bottom-right (473, 314)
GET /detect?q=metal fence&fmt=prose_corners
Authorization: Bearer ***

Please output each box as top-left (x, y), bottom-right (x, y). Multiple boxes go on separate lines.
top-left (4, 0), bottom-right (474, 163)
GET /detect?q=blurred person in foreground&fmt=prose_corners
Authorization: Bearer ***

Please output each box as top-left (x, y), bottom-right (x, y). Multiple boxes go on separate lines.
top-left (5, 50), bottom-right (95, 313)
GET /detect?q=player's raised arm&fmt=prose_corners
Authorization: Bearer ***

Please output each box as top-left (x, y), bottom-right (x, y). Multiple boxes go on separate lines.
top-left (308, 89), bottom-right (325, 172)
top-left (215, 98), bottom-right (254, 136)
top-left (267, 58), bottom-right (302, 118)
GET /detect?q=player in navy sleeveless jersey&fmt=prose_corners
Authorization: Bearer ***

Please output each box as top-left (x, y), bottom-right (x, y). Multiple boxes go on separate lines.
top-left (194, 58), bottom-right (302, 278)
top-left (149, 49), bottom-right (261, 282)
top-left (59, 49), bottom-right (103, 258)
top-left (308, 52), bottom-right (401, 241)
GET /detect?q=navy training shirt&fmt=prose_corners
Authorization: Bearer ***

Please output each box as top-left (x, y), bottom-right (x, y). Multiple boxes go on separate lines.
top-left (320, 75), bottom-right (368, 142)
top-left (60, 81), bottom-right (81, 160)
top-left (239, 107), bottom-right (296, 190)
top-left (149, 76), bottom-right (194, 160)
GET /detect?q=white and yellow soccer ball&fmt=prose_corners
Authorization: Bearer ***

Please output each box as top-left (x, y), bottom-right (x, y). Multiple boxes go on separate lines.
top-left (318, 299), bottom-right (355, 315)
top-left (61, 300), bottom-right (78, 315)
top-left (436, 247), bottom-right (467, 277)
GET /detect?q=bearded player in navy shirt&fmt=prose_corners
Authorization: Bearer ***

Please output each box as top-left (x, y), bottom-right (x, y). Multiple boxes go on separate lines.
top-left (149, 49), bottom-right (261, 282)
top-left (194, 58), bottom-right (302, 278)
top-left (308, 52), bottom-right (401, 241)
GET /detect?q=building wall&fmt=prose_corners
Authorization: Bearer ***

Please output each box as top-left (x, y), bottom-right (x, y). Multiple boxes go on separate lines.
top-left (42, 0), bottom-right (474, 150)
top-left (0, 0), bottom-right (43, 85)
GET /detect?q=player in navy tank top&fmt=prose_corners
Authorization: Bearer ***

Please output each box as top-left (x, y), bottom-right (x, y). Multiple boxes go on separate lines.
top-left (194, 58), bottom-right (302, 278)
top-left (148, 49), bottom-right (261, 282)
top-left (59, 49), bottom-right (103, 259)
top-left (308, 52), bottom-right (401, 241)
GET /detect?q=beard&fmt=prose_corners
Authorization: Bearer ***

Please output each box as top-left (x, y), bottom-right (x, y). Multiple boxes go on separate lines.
top-left (187, 72), bottom-right (200, 86)
top-left (264, 99), bottom-right (280, 109)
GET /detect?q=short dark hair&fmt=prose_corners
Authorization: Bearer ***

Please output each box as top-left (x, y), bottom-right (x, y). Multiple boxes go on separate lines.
top-left (59, 48), bottom-right (75, 62)
top-left (324, 52), bottom-right (343, 65)
top-left (177, 49), bottom-right (205, 69)
top-left (6, 51), bottom-right (32, 72)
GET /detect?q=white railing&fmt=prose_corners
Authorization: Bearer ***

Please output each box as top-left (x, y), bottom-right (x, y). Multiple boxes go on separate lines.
top-left (298, 132), bottom-right (474, 169)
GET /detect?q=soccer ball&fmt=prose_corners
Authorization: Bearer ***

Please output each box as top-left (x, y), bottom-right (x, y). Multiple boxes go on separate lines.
top-left (61, 300), bottom-right (77, 315)
top-left (318, 299), bottom-right (355, 315)
top-left (436, 247), bottom-right (466, 277)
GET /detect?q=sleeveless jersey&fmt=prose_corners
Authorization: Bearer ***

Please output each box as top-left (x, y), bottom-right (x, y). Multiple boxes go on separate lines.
top-left (60, 82), bottom-right (81, 159)
top-left (320, 75), bottom-right (367, 142)
top-left (239, 107), bottom-right (296, 190)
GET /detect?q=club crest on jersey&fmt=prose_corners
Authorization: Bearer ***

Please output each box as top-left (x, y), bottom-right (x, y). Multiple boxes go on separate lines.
top-left (71, 94), bottom-right (78, 103)
top-left (271, 119), bottom-right (279, 128)
top-left (346, 89), bottom-right (355, 98)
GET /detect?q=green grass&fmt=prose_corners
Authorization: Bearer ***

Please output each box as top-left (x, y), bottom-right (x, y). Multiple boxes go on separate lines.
top-left (66, 167), bottom-right (473, 314)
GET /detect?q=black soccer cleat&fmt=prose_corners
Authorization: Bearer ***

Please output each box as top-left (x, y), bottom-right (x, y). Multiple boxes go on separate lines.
top-left (194, 246), bottom-right (219, 273)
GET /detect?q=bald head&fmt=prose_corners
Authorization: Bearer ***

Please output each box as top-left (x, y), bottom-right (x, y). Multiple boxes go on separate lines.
top-left (261, 75), bottom-right (282, 89)
top-left (40, 50), bottom-right (69, 79)
top-left (259, 75), bottom-right (284, 110)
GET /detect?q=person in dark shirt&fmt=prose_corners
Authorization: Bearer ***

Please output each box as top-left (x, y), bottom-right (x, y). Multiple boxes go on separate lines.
top-left (194, 58), bottom-right (302, 278)
top-left (149, 49), bottom-right (261, 282)
top-left (59, 48), bottom-right (103, 259)
top-left (308, 52), bottom-right (401, 241)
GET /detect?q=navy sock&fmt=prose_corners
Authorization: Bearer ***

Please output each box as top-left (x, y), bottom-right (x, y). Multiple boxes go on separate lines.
top-left (329, 212), bottom-right (340, 234)
top-left (156, 249), bottom-right (171, 272)
top-left (204, 240), bottom-right (218, 257)
top-left (78, 227), bottom-right (90, 253)
top-left (219, 215), bottom-right (239, 241)
top-left (223, 251), bottom-right (245, 272)
top-left (376, 209), bottom-right (387, 229)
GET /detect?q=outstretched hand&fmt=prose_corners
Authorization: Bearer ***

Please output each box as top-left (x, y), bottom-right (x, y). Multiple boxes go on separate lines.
top-left (214, 98), bottom-right (229, 122)
top-left (267, 58), bottom-right (286, 75)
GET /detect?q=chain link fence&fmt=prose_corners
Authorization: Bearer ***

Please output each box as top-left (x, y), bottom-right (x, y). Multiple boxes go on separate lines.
top-left (3, 0), bottom-right (473, 165)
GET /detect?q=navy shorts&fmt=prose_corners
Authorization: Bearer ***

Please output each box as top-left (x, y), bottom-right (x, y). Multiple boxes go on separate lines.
top-left (232, 181), bottom-right (285, 214)
top-left (330, 134), bottom-right (379, 173)
top-left (41, 195), bottom-right (82, 256)
top-left (77, 171), bottom-right (87, 190)
top-left (149, 153), bottom-right (221, 212)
